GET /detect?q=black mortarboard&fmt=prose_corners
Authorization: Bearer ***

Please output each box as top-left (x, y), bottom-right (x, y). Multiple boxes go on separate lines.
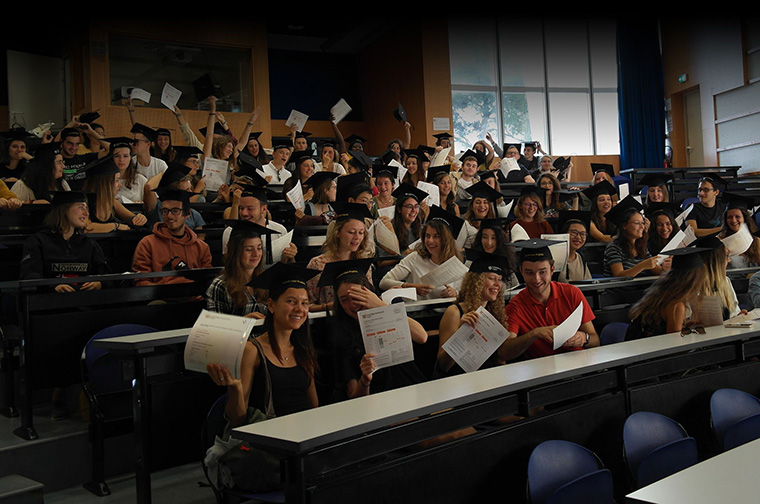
top-left (345, 134), bottom-right (367, 147)
top-left (249, 263), bottom-right (319, 291)
top-left (466, 181), bottom-right (503, 202)
top-left (520, 185), bottom-right (544, 198)
top-left (332, 201), bottom-right (373, 223)
top-left (173, 146), bottom-right (203, 163)
top-left (556, 189), bottom-right (581, 203)
top-left (248, 132), bottom-right (263, 142)
top-left (392, 182), bottom-right (428, 203)
top-left (503, 143), bottom-right (521, 153)
top-left (380, 149), bottom-right (400, 165)
top-left (237, 183), bottom-right (268, 203)
top-left (79, 111), bottom-right (101, 124)
top-left (304, 171), bottom-right (339, 190)
top-left (639, 172), bottom-right (673, 188)
top-left (294, 131), bottom-right (312, 140)
top-left (104, 137), bottom-right (134, 150)
top-left (403, 148), bottom-right (427, 161)
top-left (698, 172), bottom-right (728, 189)
top-left (348, 150), bottom-right (374, 171)
top-left (507, 238), bottom-right (564, 263)
top-left (591, 163), bottom-right (616, 178)
top-left (131, 123), bottom-right (158, 143)
top-left (153, 187), bottom-right (192, 206)
top-left (582, 180), bottom-right (617, 201)
top-left (478, 217), bottom-right (511, 232)
top-left (722, 192), bottom-right (756, 212)
top-left (662, 247), bottom-right (709, 271)
top-left (156, 128), bottom-right (171, 137)
top-left (392, 102), bottom-right (407, 123)
top-left (83, 155), bottom-right (119, 178)
top-left (289, 149), bottom-right (315, 167)
top-left (317, 258), bottom-right (374, 288)
top-left (224, 219), bottom-right (276, 240)
top-left (271, 136), bottom-right (293, 150)
top-left (1, 128), bottom-right (34, 142)
top-left (433, 132), bottom-right (453, 144)
top-left (557, 210), bottom-right (592, 232)
top-left (50, 190), bottom-right (91, 209)
top-left (459, 148), bottom-right (486, 166)
top-left (375, 165), bottom-right (399, 181)
top-left (426, 164), bottom-right (452, 183)
top-left (199, 123), bottom-right (228, 138)
top-left (604, 195), bottom-right (645, 228)
top-left (31, 142), bottom-right (61, 158)
top-left (60, 127), bottom-right (81, 140)
top-left (426, 204), bottom-right (465, 238)
top-left (553, 156), bottom-right (571, 171)
top-left (694, 232), bottom-right (724, 251)
top-left (479, 169), bottom-right (507, 184)
top-left (337, 172), bottom-right (371, 202)
top-left (523, 141), bottom-right (537, 151)
top-left (193, 73), bottom-right (222, 103)
top-left (158, 162), bottom-right (192, 188)
top-left (464, 248), bottom-right (510, 276)
top-left (416, 145), bottom-right (436, 157)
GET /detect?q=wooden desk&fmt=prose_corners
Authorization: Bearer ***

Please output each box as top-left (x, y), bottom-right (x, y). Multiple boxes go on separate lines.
top-left (626, 438), bottom-right (760, 504)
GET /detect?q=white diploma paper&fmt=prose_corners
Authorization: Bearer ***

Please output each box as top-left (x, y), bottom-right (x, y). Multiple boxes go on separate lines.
top-left (395, 165), bottom-right (408, 188)
top-left (161, 82), bottom-right (182, 110)
top-left (720, 223), bottom-right (754, 257)
top-left (377, 206), bottom-right (395, 220)
top-left (373, 219), bottom-right (400, 255)
top-left (416, 181), bottom-right (440, 207)
top-left (269, 230), bottom-right (294, 263)
top-left (286, 181), bottom-right (305, 211)
top-left (619, 183), bottom-right (630, 199)
top-left (500, 157), bottom-right (521, 179)
top-left (358, 303), bottom-right (414, 371)
top-left (419, 256), bottom-right (468, 287)
top-left (331, 98), bottom-right (352, 124)
top-left (285, 110), bottom-right (309, 132)
top-left (675, 204), bottom-right (693, 227)
top-left (441, 306), bottom-right (511, 373)
top-left (130, 87), bottom-right (151, 104)
top-left (510, 223), bottom-right (530, 242)
top-left (202, 158), bottom-right (229, 192)
top-left (541, 233), bottom-right (570, 272)
top-left (430, 147), bottom-right (450, 167)
top-left (553, 303), bottom-right (584, 350)
top-left (656, 229), bottom-right (687, 265)
top-left (381, 287), bottom-right (418, 305)
top-left (184, 310), bottom-right (255, 380)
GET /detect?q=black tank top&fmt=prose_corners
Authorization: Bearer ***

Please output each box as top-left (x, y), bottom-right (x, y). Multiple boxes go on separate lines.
top-left (250, 354), bottom-right (311, 417)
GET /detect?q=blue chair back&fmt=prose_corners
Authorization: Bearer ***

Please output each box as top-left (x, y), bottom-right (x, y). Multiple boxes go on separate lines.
top-left (83, 324), bottom-right (157, 394)
top-left (681, 197), bottom-right (699, 210)
top-left (624, 411), bottom-right (687, 477)
top-left (545, 469), bottom-right (614, 504)
top-left (710, 388), bottom-right (760, 450)
top-left (600, 322), bottom-right (628, 345)
top-left (723, 412), bottom-right (760, 451)
top-left (527, 440), bottom-right (603, 504)
top-left (636, 437), bottom-right (698, 487)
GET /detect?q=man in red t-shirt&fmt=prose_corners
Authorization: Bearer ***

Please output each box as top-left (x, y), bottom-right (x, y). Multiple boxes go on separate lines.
top-left (500, 239), bottom-right (599, 361)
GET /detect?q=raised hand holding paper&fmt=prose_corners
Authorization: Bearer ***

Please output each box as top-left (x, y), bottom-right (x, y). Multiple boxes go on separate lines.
top-left (358, 303), bottom-right (414, 371)
top-left (441, 306), bottom-right (511, 373)
top-left (184, 310), bottom-right (255, 380)
top-left (552, 303), bottom-right (583, 350)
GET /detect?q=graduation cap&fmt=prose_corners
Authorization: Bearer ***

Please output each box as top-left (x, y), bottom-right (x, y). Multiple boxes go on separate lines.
top-left (60, 127), bottom-right (82, 140)
top-left (464, 248), bottom-right (511, 277)
top-left (288, 149), bottom-right (315, 167)
top-left (345, 134), bottom-right (367, 148)
top-left (375, 165), bottom-right (399, 181)
top-left (519, 185), bottom-right (545, 198)
top-left (249, 262), bottom-right (320, 292)
top-left (433, 132), bottom-right (453, 145)
top-left (477, 217), bottom-right (511, 232)
top-left (698, 172), bottom-right (728, 190)
top-left (78, 111), bottom-right (101, 124)
top-left (131, 123), bottom-right (158, 143)
top-left (293, 130), bottom-right (312, 140)
top-left (82, 155), bottom-right (119, 179)
top-left (603, 195), bottom-right (645, 228)
top-left (271, 136), bottom-right (293, 150)
top-left (582, 180), bottom-right (617, 201)
top-left (50, 190), bottom-right (91, 209)
top-left (223, 219), bottom-right (276, 239)
top-left (304, 171), bottom-right (339, 190)
top-left (662, 247), bottom-right (709, 271)
top-left (155, 127), bottom-right (171, 138)
top-left (479, 169), bottom-right (507, 184)
top-left (193, 73), bottom-right (222, 103)
top-left (694, 232), bottom-right (724, 251)
top-left (199, 123), bottom-right (228, 138)
top-left (523, 141), bottom-right (537, 151)
top-left (317, 258), bottom-right (374, 288)
top-left (347, 150), bottom-right (374, 172)
top-left (31, 142), bottom-right (62, 158)
top-left (507, 238), bottom-right (564, 263)
top-left (722, 192), bottom-right (756, 212)
top-left (380, 149), bottom-right (400, 165)
top-left (553, 156), bottom-right (571, 171)
top-left (426, 164), bottom-right (452, 183)
top-left (639, 172), bottom-right (673, 188)
top-left (503, 143), bottom-right (522, 153)
top-left (556, 189), bottom-right (581, 203)
top-left (466, 181), bottom-right (503, 202)
top-left (392, 102), bottom-right (407, 123)
top-left (392, 182), bottom-right (428, 203)
top-left (1, 128), bottom-right (34, 142)
top-left (459, 148), bottom-right (486, 166)
top-left (557, 210), bottom-right (592, 232)
top-left (173, 146), bottom-right (204, 163)
top-left (247, 132), bottom-right (263, 142)
top-left (332, 201), bottom-right (373, 223)
top-left (337, 172), bottom-right (371, 202)
top-left (237, 183), bottom-right (268, 204)
top-left (104, 137), bottom-right (134, 150)
top-left (402, 148), bottom-right (427, 161)
top-left (158, 162), bottom-right (192, 188)
top-left (590, 163), bottom-right (616, 178)
top-left (426, 204), bottom-right (465, 239)
top-left (416, 144), bottom-right (436, 157)
top-left (153, 187), bottom-right (192, 207)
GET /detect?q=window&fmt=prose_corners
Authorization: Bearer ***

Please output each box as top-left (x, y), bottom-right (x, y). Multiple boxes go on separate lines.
top-left (449, 18), bottom-right (619, 156)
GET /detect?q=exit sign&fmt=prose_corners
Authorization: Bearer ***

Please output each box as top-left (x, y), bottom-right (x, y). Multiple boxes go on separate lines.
top-left (678, 73), bottom-right (688, 83)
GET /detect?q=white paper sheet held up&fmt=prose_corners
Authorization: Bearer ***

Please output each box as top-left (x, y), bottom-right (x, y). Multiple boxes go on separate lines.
top-left (381, 287), bottom-right (418, 305)
top-left (161, 83), bottom-right (182, 110)
top-left (269, 230), bottom-right (294, 263)
top-left (184, 310), bottom-right (255, 380)
top-left (720, 223), bottom-right (754, 257)
top-left (358, 303), bottom-right (414, 372)
top-left (202, 158), bottom-right (230, 192)
top-left (419, 256), bottom-right (468, 287)
top-left (500, 158), bottom-right (520, 179)
top-left (416, 181), bottom-right (440, 207)
top-left (553, 303), bottom-right (584, 350)
top-left (511, 223), bottom-right (530, 242)
top-left (285, 110), bottom-right (309, 132)
top-left (331, 99), bottom-right (352, 124)
top-left (675, 204), bottom-right (693, 227)
top-left (619, 183), bottom-right (630, 200)
top-left (541, 234), bottom-right (570, 272)
top-left (430, 147), bottom-right (450, 167)
top-left (656, 229), bottom-right (687, 265)
top-left (441, 306), bottom-right (511, 373)
top-left (374, 220), bottom-right (400, 255)
top-left (286, 181), bottom-right (305, 211)
top-left (497, 200), bottom-right (514, 218)
top-left (130, 88), bottom-right (151, 104)
top-left (377, 206), bottom-right (395, 220)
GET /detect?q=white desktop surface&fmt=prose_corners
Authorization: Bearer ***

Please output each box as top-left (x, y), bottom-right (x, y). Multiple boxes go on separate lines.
top-left (626, 438), bottom-right (760, 504)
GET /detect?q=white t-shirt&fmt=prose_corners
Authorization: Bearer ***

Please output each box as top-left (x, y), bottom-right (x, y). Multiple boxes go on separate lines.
top-left (117, 173), bottom-right (148, 203)
top-left (259, 162), bottom-right (292, 185)
top-left (133, 156), bottom-right (168, 180)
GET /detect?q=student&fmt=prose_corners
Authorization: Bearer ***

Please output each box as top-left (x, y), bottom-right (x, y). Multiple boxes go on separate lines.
top-left (297, 171), bottom-right (339, 224)
top-left (453, 149), bottom-right (481, 201)
top-left (206, 220), bottom-right (275, 318)
top-left (58, 125), bottom-right (109, 191)
top-left (640, 172), bottom-right (672, 207)
top-left (501, 239), bottom-right (599, 361)
top-left (646, 202), bottom-right (681, 256)
top-left (686, 173), bottom-right (727, 238)
top-left (401, 148), bottom-right (427, 187)
top-left (508, 186), bottom-right (554, 239)
top-left (372, 165), bottom-right (397, 211)
top-left (718, 192), bottom-right (760, 269)
top-left (315, 141), bottom-right (346, 175)
top-left (11, 143), bottom-right (70, 203)
top-left (380, 183), bottom-right (427, 255)
top-left (321, 259), bottom-right (428, 400)
top-left (435, 250), bottom-right (510, 377)
top-left (81, 156), bottom-right (148, 232)
top-left (556, 211), bottom-right (593, 282)
top-left (462, 181), bottom-right (502, 247)
top-left (428, 165), bottom-right (459, 217)
top-left (130, 123), bottom-right (168, 180)
top-left (603, 196), bottom-right (664, 278)
top-left (626, 247), bottom-right (707, 340)
top-left (583, 180), bottom-right (618, 243)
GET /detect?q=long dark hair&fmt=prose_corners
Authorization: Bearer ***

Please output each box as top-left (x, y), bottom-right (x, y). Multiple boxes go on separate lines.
top-left (613, 207), bottom-right (649, 259)
top-left (19, 149), bottom-right (64, 202)
top-left (392, 196), bottom-right (422, 251)
top-left (329, 274), bottom-right (373, 349)
top-left (263, 283), bottom-right (318, 379)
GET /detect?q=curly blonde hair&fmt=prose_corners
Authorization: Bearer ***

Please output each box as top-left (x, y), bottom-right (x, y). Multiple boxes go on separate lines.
top-left (457, 271), bottom-right (507, 328)
top-left (322, 218), bottom-right (372, 259)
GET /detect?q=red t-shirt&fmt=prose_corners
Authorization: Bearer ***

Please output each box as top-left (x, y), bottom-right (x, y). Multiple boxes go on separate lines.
top-left (505, 281), bottom-right (595, 359)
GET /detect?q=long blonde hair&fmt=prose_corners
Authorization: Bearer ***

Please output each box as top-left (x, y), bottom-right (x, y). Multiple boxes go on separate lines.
top-left (83, 173), bottom-right (116, 223)
top-left (697, 245), bottom-right (735, 313)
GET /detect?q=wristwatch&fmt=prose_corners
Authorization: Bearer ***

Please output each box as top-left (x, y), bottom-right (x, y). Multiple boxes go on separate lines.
top-left (584, 332), bottom-right (590, 347)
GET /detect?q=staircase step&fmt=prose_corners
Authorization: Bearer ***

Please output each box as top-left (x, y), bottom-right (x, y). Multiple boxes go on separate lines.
top-left (0, 474), bottom-right (43, 503)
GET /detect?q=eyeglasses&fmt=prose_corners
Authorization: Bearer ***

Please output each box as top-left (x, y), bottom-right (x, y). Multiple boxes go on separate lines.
top-left (698, 187), bottom-right (715, 193)
top-left (568, 230), bottom-right (587, 239)
top-left (680, 326), bottom-right (706, 336)
top-left (402, 204), bottom-right (420, 211)
top-left (160, 208), bottom-right (184, 216)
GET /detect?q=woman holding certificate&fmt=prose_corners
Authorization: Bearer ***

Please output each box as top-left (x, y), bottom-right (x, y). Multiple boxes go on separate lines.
top-left (320, 259), bottom-right (427, 400)
top-left (206, 263), bottom-right (320, 424)
top-left (379, 206), bottom-right (463, 299)
top-left (206, 220), bottom-right (274, 318)
top-left (718, 193), bottom-right (760, 269)
top-left (435, 250), bottom-right (510, 377)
